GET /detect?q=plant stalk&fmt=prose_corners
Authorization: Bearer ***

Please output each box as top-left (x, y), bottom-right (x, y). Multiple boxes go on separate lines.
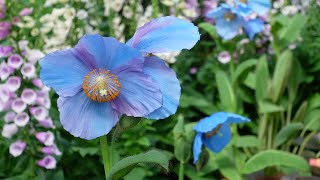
top-left (100, 135), bottom-right (111, 179)
top-left (179, 161), bottom-right (185, 180)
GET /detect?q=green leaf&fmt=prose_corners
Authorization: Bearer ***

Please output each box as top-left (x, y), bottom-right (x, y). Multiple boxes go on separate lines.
top-left (274, 123), bottom-right (304, 147)
top-left (71, 147), bottom-right (99, 157)
top-left (307, 93), bottom-right (320, 111)
top-left (232, 59), bottom-right (257, 86)
top-left (215, 70), bottom-right (237, 112)
top-left (258, 101), bottom-right (284, 114)
top-left (242, 150), bottom-right (310, 174)
top-left (272, 50), bottom-right (293, 102)
top-left (255, 56), bottom-right (270, 101)
top-left (214, 151), bottom-right (242, 180)
top-left (304, 109), bottom-right (320, 131)
top-left (288, 59), bottom-right (303, 101)
top-left (278, 14), bottom-right (308, 43)
top-left (180, 95), bottom-right (217, 115)
top-left (107, 150), bottom-right (170, 180)
top-left (292, 101), bottom-right (308, 122)
top-left (198, 22), bottom-right (218, 39)
top-left (233, 135), bottom-right (260, 148)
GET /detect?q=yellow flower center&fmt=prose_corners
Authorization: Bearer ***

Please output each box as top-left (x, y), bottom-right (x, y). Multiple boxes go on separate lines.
top-left (224, 12), bottom-right (236, 22)
top-left (83, 69), bottom-right (121, 102)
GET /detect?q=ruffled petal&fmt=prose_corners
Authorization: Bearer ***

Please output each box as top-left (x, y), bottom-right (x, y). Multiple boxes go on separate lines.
top-left (40, 50), bottom-right (91, 97)
top-left (143, 56), bottom-right (180, 120)
top-left (225, 112), bottom-right (251, 124)
top-left (193, 112), bottom-right (230, 133)
top-left (57, 92), bottom-right (120, 140)
top-left (243, 18), bottom-right (264, 39)
top-left (127, 16), bottom-right (200, 54)
top-left (75, 35), bottom-right (144, 70)
top-left (193, 132), bottom-right (204, 163)
top-left (111, 65), bottom-right (162, 117)
top-left (203, 124), bottom-right (231, 153)
top-left (215, 17), bottom-right (243, 40)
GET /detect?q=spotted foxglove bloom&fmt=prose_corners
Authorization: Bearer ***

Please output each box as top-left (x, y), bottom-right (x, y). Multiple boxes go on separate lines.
top-left (0, 62), bottom-right (13, 80)
top-left (193, 112), bottom-right (250, 163)
top-left (11, 98), bottom-right (26, 113)
top-left (30, 106), bottom-right (48, 121)
top-left (21, 88), bottom-right (36, 104)
top-left (37, 155), bottom-right (56, 169)
top-left (9, 141), bottom-right (27, 157)
top-left (235, 0), bottom-right (271, 16)
top-left (36, 131), bottom-right (55, 146)
top-left (4, 111), bottom-right (16, 123)
top-left (39, 117), bottom-right (55, 129)
top-left (21, 63), bottom-right (36, 78)
top-left (40, 16), bottom-right (199, 140)
top-left (41, 145), bottom-right (61, 155)
top-left (6, 76), bottom-right (21, 92)
top-left (14, 112), bottom-right (29, 127)
top-left (207, 4), bottom-right (264, 40)
top-left (0, 45), bottom-right (12, 57)
top-left (2, 123), bottom-right (18, 138)
top-left (8, 54), bottom-right (23, 69)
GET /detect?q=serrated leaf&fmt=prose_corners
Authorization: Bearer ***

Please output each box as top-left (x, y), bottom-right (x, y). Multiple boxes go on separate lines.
top-left (215, 70), bottom-right (237, 112)
top-left (242, 150), bottom-right (310, 174)
top-left (272, 50), bottom-right (293, 102)
top-left (255, 56), bottom-right (270, 101)
top-left (274, 123), bottom-right (304, 147)
top-left (233, 135), bottom-right (260, 148)
top-left (107, 150), bottom-right (170, 180)
top-left (258, 101), bottom-right (284, 114)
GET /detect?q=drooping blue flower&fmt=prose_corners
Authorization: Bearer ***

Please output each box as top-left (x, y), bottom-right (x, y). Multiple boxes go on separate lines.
top-left (192, 112), bottom-right (250, 163)
top-left (235, 0), bottom-right (271, 16)
top-left (40, 16), bottom-right (200, 140)
top-left (207, 4), bottom-right (244, 40)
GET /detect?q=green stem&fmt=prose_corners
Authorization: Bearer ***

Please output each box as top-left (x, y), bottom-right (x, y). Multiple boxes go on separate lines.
top-left (298, 131), bottom-right (317, 156)
top-left (258, 114), bottom-right (268, 150)
top-left (286, 102), bottom-right (292, 125)
top-left (179, 162), bottom-right (185, 180)
top-left (151, 0), bottom-right (159, 18)
top-left (267, 116), bottom-right (274, 149)
top-left (100, 135), bottom-right (111, 179)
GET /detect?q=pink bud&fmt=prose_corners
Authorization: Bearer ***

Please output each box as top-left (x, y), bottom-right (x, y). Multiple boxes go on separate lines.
top-left (14, 112), bottom-right (29, 127)
top-left (309, 158), bottom-right (320, 167)
top-left (32, 78), bottom-right (43, 89)
top-left (9, 141), bottom-right (26, 157)
top-left (0, 45), bottom-right (12, 57)
top-left (1, 123), bottom-right (18, 139)
top-left (21, 88), bottom-right (36, 104)
top-left (39, 117), bottom-right (55, 129)
top-left (37, 155), bottom-right (56, 169)
top-left (41, 145), bottom-right (61, 155)
top-left (19, 8), bottom-right (33, 16)
top-left (8, 54), bottom-right (23, 69)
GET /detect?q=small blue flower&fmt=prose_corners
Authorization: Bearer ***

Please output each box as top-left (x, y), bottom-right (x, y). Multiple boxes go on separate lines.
top-left (192, 112), bottom-right (250, 163)
top-left (235, 0), bottom-right (271, 16)
top-left (207, 4), bottom-right (244, 40)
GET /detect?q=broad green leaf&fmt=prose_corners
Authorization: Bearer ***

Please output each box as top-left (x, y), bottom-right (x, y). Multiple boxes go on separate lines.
top-left (292, 101), bottom-right (308, 122)
top-left (71, 147), bottom-right (99, 157)
top-left (173, 116), bottom-right (185, 138)
top-left (272, 50), bottom-right (293, 102)
top-left (288, 58), bottom-right (303, 102)
top-left (232, 59), bottom-right (257, 86)
top-left (233, 135), bottom-right (260, 148)
top-left (215, 70), bottom-right (237, 112)
top-left (214, 151), bottom-right (242, 180)
top-left (242, 150), bottom-right (310, 174)
top-left (278, 14), bottom-right (308, 43)
top-left (274, 123), bottom-right (304, 147)
top-left (198, 22), bottom-right (218, 39)
top-left (258, 101), bottom-right (284, 114)
top-left (107, 150), bottom-right (170, 180)
top-left (243, 72), bottom-right (256, 90)
top-left (255, 56), bottom-right (270, 101)
top-left (307, 93), bottom-right (320, 111)
top-left (304, 109), bottom-right (320, 131)
top-left (180, 95), bottom-right (217, 115)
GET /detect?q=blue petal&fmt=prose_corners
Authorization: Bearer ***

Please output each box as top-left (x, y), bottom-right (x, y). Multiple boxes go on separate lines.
top-left (193, 112), bottom-right (232, 133)
top-left (206, 5), bottom-right (228, 19)
top-left (248, 0), bottom-right (271, 15)
top-left (193, 132), bottom-right (204, 163)
top-left (76, 35), bottom-right (144, 70)
top-left (243, 18), bottom-right (265, 39)
top-left (225, 112), bottom-right (251, 124)
top-left (40, 49), bottom-right (91, 97)
top-left (127, 16), bottom-right (200, 54)
top-left (111, 65), bottom-right (162, 117)
top-left (203, 124), bottom-right (231, 153)
top-left (143, 56), bottom-right (181, 120)
top-left (58, 92), bottom-right (121, 140)
top-left (215, 17), bottom-right (243, 40)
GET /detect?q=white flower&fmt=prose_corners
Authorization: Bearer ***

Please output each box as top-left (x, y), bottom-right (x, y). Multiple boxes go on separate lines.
top-left (76, 9), bottom-right (88, 20)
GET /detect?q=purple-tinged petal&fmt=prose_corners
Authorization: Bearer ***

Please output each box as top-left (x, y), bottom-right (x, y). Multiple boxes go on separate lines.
top-left (21, 63), bottom-right (36, 79)
top-left (127, 16), bottom-right (200, 53)
top-left (19, 8), bottom-right (33, 16)
top-left (202, 123), bottom-right (232, 153)
top-left (41, 145), bottom-right (61, 155)
top-left (39, 49), bottom-right (91, 97)
top-left (14, 112), bottom-right (29, 127)
top-left (21, 88), bottom-right (36, 104)
top-left (193, 132), bottom-right (204, 163)
top-left (111, 65), bottom-right (162, 117)
top-left (143, 56), bottom-right (180, 120)
top-left (37, 155), bottom-right (56, 169)
top-left (8, 54), bottom-right (23, 69)
top-left (30, 106), bottom-right (48, 121)
top-left (4, 111), bottom-right (16, 123)
top-left (58, 92), bottom-right (121, 140)
top-left (6, 76), bottom-right (21, 92)
top-left (38, 117), bottom-right (55, 129)
top-left (0, 62), bottom-right (14, 80)
top-left (1, 123), bottom-right (18, 139)
top-left (35, 131), bottom-right (55, 146)
top-left (9, 141), bottom-right (26, 157)
top-left (0, 45), bottom-right (12, 57)
top-left (11, 98), bottom-right (26, 113)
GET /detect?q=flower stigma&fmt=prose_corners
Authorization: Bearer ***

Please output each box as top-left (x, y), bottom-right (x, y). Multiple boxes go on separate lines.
top-left (83, 69), bottom-right (121, 102)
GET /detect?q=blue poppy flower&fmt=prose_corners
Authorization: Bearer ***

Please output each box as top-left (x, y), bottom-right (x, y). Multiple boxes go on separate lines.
top-left (207, 4), bottom-right (244, 40)
top-left (192, 112), bottom-right (250, 163)
top-left (40, 16), bottom-right (200, 140)
top-left (235, 0), bottom-right (271, 16)
top-left (243, 18), bottom-right (265, 39)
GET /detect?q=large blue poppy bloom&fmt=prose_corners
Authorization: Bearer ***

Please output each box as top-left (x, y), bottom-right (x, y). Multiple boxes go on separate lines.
top-left (40, 16), bottom-right (200, 140)
top-left (235, 0), bottom-right (271, 16)
top-left (193, 112), bottom-right (250, 163)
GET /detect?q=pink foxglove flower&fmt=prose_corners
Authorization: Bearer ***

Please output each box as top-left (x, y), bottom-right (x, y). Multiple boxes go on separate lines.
top-left (1, 123), bottom-right (18, 138)
top-left (0, 62), bottom-right (13, 80)
top-left (11, 98), bottom-right (26, 113)
top-left (218, 51), bottom-right (231, 64)
top-left (4, 111), bottom-right (16, 123)
top-left (0, 45), bottom-right (12, 57)
top-left (21, 63), bottom-right (36, 78)
top-left (9, 141), bottom-right (26, 157)
top-left (19, 8), bottom-right (33, 16)
top-left (14, 112), bottom-right (29, 127)
top-left (30, 106), bottom-right (48, 121)
top-left (36, 131), bottom-right (55, 146)
top-left (37, 155), bottom-right (56, 169)
top-left (32, 78), bottom-right (44, 88)
top-left (41, 145), bottom-right (61, 155)
top-left (8, 54), bottom-right (23, 69)
top-left (39, 117), bottom-right (55, 129)
top-left (6, 76), bottom-right (21, 92)
top-left (21, 88), bottom-right (36, 104)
